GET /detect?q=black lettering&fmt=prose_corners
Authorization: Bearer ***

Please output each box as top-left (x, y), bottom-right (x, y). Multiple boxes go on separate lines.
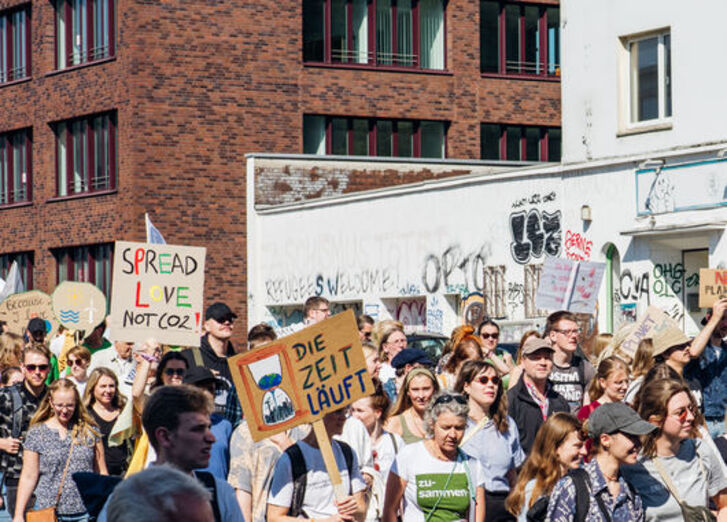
top-left (145, 249), bottom-right (158, 274)
top-left (121, 248), bottom-right (134, 274)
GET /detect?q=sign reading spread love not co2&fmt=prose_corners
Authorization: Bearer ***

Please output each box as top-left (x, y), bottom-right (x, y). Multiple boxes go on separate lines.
top-left (109, 241), bottom-right (206, 346)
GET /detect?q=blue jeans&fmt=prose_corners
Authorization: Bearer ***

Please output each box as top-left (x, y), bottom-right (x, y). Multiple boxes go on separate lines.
top-left (57, 513), bottom-right (89, 522)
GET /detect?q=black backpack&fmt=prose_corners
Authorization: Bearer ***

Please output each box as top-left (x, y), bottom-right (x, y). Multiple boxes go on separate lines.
top-left (286, 440), bottom-right (355, 518)
top-left (525, 468), bottom-right (591, 522)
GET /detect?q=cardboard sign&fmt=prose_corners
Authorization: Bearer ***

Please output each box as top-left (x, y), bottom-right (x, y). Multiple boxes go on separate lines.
top-left (229, 309), bottom-right (374, 442)
top-left (617, 305), bottom-right (678, 358)
top-left (699, 269), bottom-right (727, 308)
top-left (535, 258), bottom-right (605, 314)
top-left (109, 241), bottom-right (206, 346)
top-left (0, 290), bottom-right (59, 337)
top-left (52, 281), bottom-right (107, 331)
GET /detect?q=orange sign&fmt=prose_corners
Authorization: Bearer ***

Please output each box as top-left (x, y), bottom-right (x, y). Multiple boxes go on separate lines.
top-left (229, 310), bottom-right (374, 442)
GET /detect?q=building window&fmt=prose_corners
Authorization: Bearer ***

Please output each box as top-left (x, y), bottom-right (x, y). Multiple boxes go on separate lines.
top-left (481, 124), bottom-right (560, 161)
top-left (54, 243), bottom-right (112, 298)
top-left (303, 0), bottom-right (446, 70)
top-left (0, 129), bottom-right (31, 206)
top-left (627, 31), bottom-right (671, 124)
top-left (480, 1), bottom-right (559, 77)
top-left (482, 265), bottom-right (506, 318)
top-left (54, 112), bottom-right (116, 197)
top-left (0, 251), bottom-right (33, 289)
top-left (0, 6), bottom-right (30, 83)
top-left (55, 0), bottom-right (115, 69)
top-left (304, 115), bottom-right (446, 158)
top-left (523, 263), bottom-right (545, 318)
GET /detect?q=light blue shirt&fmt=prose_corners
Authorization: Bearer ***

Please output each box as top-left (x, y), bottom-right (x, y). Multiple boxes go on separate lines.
top-left (460, 416), bottom-right (525, 492)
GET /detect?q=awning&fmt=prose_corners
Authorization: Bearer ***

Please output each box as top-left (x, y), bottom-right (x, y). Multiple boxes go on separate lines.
top-left (621, 221), bottom-right (726, 249)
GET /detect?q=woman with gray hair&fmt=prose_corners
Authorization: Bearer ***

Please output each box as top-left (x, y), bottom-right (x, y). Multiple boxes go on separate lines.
top-left (382, 392), bottom-right (486, 522)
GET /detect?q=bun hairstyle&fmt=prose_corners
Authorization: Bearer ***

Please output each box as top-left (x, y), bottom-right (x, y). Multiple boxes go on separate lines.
top-left (443, 325), bottom-right (483, 374)
top-left (587, 356), bottom-right (629, 401)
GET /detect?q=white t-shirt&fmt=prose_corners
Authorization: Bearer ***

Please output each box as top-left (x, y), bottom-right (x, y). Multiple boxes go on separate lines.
top-left (374, 431), bottom-right (404, 484)
top-left (268, 440), bottom-right (367, 519)
top-left (391, 440), bottom-right (486, 522)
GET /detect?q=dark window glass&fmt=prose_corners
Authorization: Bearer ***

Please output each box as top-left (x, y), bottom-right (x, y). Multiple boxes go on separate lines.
top-left (351, 119), bottom-right (369, 155)
top-left (546, 7), bottom-right (559, 74)
top-left (303, 0), bottom-right (325, 61)
top-left (548, 128), bottom-right (561, 161)
top-left (664, 34), bottom-right (671, 117)
top-left (480, 1), bottom-right (499, 73)
top-left (481, 124), bottom-right (501, 159)
top-left (396, 121), bottom-right (414, 157)
top-left (636, 37), bottom-right (659, 121)
top-left (376, 120), bottom-right (393, 157)
top-left (505, 5), bottom-right (520, 73)
top-left (331, 118), bottom-right (348, 155)
top-left (525, 127), bottom-right (540, 161)
top-left (506, 126), bottom-right (521, 160)
top-left (523, 6), bottom-right (540, 74)
top-left (420, 121), bottom-right (444, 158)
top-left (0, 251), bottom-right (33, 289)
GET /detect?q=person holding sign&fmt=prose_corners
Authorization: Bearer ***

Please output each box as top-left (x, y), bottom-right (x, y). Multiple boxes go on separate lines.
top-left (267, 408), bottom-right (367, 522)
top-left (456, 360), bottom-right (524, 522)
top-left (383, 391), bottom-right (486, 522)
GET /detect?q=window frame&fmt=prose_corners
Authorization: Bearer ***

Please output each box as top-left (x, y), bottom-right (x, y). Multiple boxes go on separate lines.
top-left (305, 114), bottom-right (448, 158)
top-left (479, 0), bottom-right (560, 80)
top-left (54, 0), bottom-right (115, 70)
top-left (0, 128), bottom-right (32, 207)
top-left (480, 123), bottom-right (560, 162)
top-left (623, 29), bottom-right (672, 129)
top-left (0, 5), bottom-right (31, 84)
top-left (303, 0), bottom-right (448, 72)
top-left (53, 243), bottom-right (113, 299)
top-left (0, 251), bottom-right (33, 289)
top-left (53, 111), bottom-right (117, 199)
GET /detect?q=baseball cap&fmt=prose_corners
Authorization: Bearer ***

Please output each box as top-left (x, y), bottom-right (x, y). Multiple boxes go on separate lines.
top-left (651, 325), bottom-right (690, 357)
top-left (183, 366), bottom-right (226, 388)
top-left (27, 318), bottom-right (46, 335)
top-left (587, 402), bottom-right (656, 437)
top-left (391, 348), bottom-right (433, 370)
top-left (205, 302), bottom-right (237, 322)
top-left (520, 337), bottom-right (554, 357)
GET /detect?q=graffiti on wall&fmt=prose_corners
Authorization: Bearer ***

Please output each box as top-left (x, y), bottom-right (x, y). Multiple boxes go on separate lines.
top-left (265, 268), bottom-right (397, 303)
top-left (507, 282), bottom-right (525, 317)
top-left (426, 295), bottom-right (445, 334)
top-left (268, 302), bottom-right (363, 327)
top-left (395, 298), bottom-right (427, 328)
top-left (511, 191), bottom-right (557, 209)
top-left (421, 243), bottom-right (492, 294)
top-left (461, 292), bottom-right (485, 327)
top-left (564, 230), bottom-right (593, 261)
top-left (509, 210), bottom-right (562, 264)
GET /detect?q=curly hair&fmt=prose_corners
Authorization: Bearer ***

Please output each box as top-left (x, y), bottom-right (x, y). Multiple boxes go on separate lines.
top-left (424, 391), bottom-right (469, 437)
top-left (454, 359), bottom-right (508, 434)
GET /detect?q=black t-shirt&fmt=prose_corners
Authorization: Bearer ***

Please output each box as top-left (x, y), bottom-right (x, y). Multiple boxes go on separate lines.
top-left (714, 436), bottom-right (727, 465)
top-left (90, 408), bottom-right (131, 476)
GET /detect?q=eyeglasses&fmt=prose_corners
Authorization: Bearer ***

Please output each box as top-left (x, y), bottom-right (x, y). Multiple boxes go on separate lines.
top-left (67, 359), bottom-right (86, 368)
top-left (554, 328), bottom-right (581, 336)
top-left (433, 394), bottom-right (467, 406)
top-left (164, 368), bottom-right (186, 377)
top-left (476, 375), bottom-right (500, 385)
top-left (480, 333), bottom-right (499, 340)
top-left (671, 405), bottom-right (697, 423)
top-left (25, 364), bottom-right (49, 373)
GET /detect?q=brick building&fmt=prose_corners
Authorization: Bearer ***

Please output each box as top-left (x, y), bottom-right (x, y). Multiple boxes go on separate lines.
top-left (0, 0), bottom-right (560, 343)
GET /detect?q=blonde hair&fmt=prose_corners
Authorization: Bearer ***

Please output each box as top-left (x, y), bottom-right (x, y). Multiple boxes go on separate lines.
top-left (84, 367), bottom-right (128, 411)
top-left (590, 333), bottom-right (613, 361)
top-left (30, 378), bottom-right (99, 444)
top-left (389, 367), bottom-right (439, 417)
top-left (0, 333), bottom-right (24, 372)
top-left (587, 356), bottom-right (629, 401)
top-left (506, 413), bottom-right (584, 515)
top-left (631, 338), bottom-right (655, 379)
top-left (67, 345), bottom-right (92, 364)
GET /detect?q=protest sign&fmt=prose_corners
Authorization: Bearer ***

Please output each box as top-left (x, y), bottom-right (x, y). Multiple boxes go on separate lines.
top-left (616, 305), bottom-right (677, 358)
top-left (229, 309), bottom-right (374, 442)
top-left (535, 258), bottom-right (605, 314)
top-left (52, 281), bottom-right (107, 331)
top-left (699, 269), bottom-right (727, 308)
top-left (108, 241), bottom-right (206, 346)
top-left (0, 290), bottom-right (58, 337)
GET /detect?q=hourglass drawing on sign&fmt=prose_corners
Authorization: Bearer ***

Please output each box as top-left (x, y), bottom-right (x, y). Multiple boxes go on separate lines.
top-left (235, 343), bottom-right (307, 431)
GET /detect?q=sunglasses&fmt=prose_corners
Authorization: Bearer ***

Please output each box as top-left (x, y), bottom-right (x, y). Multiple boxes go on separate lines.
top-left (25, 364), bottom-right (49, 373)
top-left (68, 359), bottom-right (86, 368)
top-left (476, 375), bottom-right (500, 385)
top-left (672, 405), bottom-right (697, 423)
top-left (433, 394), bottom-right (467, 406)
top-left (164, 368), bottom-right (186, 377)
top-left (480, 333), bottom-right (499, 340)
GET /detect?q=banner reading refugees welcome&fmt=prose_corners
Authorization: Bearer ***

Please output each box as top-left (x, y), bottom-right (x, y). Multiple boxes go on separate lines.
top-left (229, 310), bottom-right (375, 442)
top-left (109, 241), bottom-right (206, 346)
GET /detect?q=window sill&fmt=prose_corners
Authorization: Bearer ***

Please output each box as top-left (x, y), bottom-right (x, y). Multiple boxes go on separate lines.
top-left (304, 61), bottom-right (453, 76)
top-left (0, 201), bottom-right (33, 210)
top-left (481, 72), bottom-right (561, 82)
top-left (45, 56), bottom-right (116, 77)
top-left (46, 189), bottom-right (117, 203)
top-left (0, 76), bottom-right (31, 89)
top-left (617, 121), bottom-right (673, 137)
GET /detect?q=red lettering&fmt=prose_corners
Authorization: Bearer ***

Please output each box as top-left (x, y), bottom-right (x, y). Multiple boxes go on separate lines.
top-left (135, 281), bottom-right (149, 308)
top-left (134, 248), bottom-right (145, 275)
top-left (716, 271), bottom-right (727, 285)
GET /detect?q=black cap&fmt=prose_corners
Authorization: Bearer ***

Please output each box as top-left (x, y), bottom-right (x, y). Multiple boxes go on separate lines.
top-left (27, 318), bottom-right (46, 335)
top-left (391, 348), bottom-right (433, 370)
top-left (205, 302), bottom-right (237, 322)
top-left (588, 402), bottom-right (657, 437)
top-left (183, 366), bottom-right (225, 388)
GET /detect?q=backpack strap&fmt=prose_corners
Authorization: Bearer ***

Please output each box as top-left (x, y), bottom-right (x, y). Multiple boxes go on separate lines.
top-left (568, 468), bottom-right (591, 522)
top-left (575, 355), bottom-right (586, 387)
top-left (194, 470), bottom-right (222, 522)
top-left (337, 440), bottom-right (355, 495)
top-left (10, 386), bottom-right (23, 439)
top-left (388, 432), bottom-right (398, 454)
top-left (285, 443), bottom-right (308, 518)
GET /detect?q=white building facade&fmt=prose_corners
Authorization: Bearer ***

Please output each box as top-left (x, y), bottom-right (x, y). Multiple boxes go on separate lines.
top-left (247, 0), bottom-right (727, 340)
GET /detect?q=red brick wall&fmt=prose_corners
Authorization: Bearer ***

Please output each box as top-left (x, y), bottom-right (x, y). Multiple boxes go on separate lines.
top-left (0, 0), bottom-right (559, 345)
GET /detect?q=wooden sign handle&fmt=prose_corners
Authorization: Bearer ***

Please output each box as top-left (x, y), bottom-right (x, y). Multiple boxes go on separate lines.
top-left (312, 419), bottom-right (348, 502)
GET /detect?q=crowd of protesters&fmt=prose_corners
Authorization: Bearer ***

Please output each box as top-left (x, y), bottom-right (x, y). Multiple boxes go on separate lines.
top-left (0, 293), bottom-right (726, 522)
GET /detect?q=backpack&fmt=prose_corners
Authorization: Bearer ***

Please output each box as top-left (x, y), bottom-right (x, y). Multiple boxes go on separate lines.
top-left (286, 440), bottom-right (355, 518)
top-left (525, 468), bottom-right (590, 522)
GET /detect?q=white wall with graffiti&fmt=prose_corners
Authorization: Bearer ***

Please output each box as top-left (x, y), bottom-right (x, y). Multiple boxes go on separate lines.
top-left (246, 150), bottom-right (727, 339)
